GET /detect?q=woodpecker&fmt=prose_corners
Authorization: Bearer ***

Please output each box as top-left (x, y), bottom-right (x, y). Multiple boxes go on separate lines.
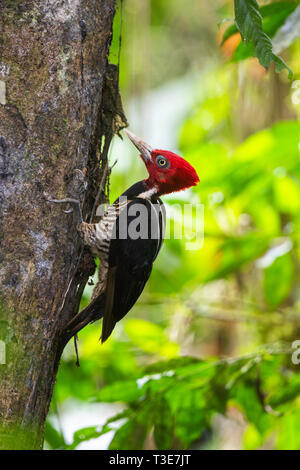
top-left (50, 130), bottom-right (199, 344)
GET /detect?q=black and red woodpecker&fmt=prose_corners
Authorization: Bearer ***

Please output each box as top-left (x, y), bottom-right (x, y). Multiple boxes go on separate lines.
top-left (50, 130), bottom-right (199, 343)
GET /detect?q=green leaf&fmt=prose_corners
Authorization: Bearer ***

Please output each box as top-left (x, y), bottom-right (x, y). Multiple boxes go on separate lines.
top-left (243, 423), bottom-right (263, 450)
top-left (221, 23), bottom-right (239, 46)
top-left (274, 175), bottom-right (300, 215)
top-left (44, 420), bottom-right (66, 450)
top-left (260, 0), bottom-right (298, 37)
top-left (221, 2), bottom-right (298, 45)
top-left (273, 5), bottom-right (300, 55)
top-left (261, 2), bottom-right (298, 38)
top-left (276, 411), bottom-right (300, 450)
top-left (166, 385), bottom-right (208, 448)
top-left (124, 319), bottom-right (179, 358)
top-left (97, 379), bottom-right (142, 403)
top-left (263, 252), bottom-right (294, 309)
top-left (234, 0), bottom-right (292, 77)
top-left (269, 373), bottom-right (300, 409)
top-left (231, 380), bottom-right (272, 433)
top-left (143, 356), bottom-right (199, 375)
top-left (153, 397), bottom-right (174, 450)
top-left (67, 425), bottom-right (111, 450)
top-left (108, 419), bottom-right (148, 450)
top-left (206, 233), bottom-right (271, 282)
top-left (271, 53), bottom-right (293, 77)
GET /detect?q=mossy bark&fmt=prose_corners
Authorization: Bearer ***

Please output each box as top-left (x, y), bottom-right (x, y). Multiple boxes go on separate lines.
top-left (0, 0), bottom-right (119, 449)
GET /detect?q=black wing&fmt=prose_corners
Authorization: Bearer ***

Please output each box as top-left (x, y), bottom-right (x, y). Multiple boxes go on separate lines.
top-left (101, 198), bottom-right (165, 343)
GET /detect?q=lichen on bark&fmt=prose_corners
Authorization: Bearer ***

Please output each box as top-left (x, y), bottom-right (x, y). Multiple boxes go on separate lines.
top-left (0, 0), bottom-right (125, 449)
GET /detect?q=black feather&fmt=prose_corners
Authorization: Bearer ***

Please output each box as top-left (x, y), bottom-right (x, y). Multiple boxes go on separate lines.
top-left (101, 194), bottom-right (165, 341)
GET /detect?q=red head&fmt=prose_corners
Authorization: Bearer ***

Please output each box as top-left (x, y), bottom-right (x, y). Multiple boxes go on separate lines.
top-left (125, 129), bottom-right (199, 196)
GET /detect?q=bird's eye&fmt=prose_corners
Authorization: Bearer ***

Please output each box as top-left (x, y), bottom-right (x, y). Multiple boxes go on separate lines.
top-left (156, 155), bottom-right (169, 168)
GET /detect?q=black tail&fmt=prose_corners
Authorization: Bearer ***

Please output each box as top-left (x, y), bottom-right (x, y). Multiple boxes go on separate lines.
top-left (62, 297), bottom-right (104, 347)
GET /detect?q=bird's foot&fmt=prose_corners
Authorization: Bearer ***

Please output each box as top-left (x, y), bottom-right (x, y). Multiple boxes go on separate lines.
top-left (44, 193), bottom-right (83, 225)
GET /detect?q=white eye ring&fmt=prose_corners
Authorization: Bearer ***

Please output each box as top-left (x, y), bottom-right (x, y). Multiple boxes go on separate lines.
top-left (156, 155), bottom-right (169, 168)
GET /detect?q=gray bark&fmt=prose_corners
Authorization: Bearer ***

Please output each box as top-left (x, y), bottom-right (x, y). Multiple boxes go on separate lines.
top-left (0, 0), bottom-right (123, 449)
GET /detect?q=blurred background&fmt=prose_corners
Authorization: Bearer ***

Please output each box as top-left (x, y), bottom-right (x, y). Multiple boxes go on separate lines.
top-left (46, 0), bottom-right (300, 450)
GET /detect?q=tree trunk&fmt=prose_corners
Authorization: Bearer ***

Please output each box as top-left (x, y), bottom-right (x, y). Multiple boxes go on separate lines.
top-left (0, 0), bottom-right (124, 449)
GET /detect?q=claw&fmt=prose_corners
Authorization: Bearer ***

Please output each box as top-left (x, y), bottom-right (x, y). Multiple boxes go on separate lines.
top-left (47, 197), bottom-right (79, 205)
top-left (45, 196), bottom-right (83, 225)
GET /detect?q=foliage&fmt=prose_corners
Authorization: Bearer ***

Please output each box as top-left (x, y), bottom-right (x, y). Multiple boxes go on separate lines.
top-left (46, 0), bottom-right (300, 451)
top-left (222, 0), bottom-right (297, 77)
top-left (47, 345), bottom-right (300, 450)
